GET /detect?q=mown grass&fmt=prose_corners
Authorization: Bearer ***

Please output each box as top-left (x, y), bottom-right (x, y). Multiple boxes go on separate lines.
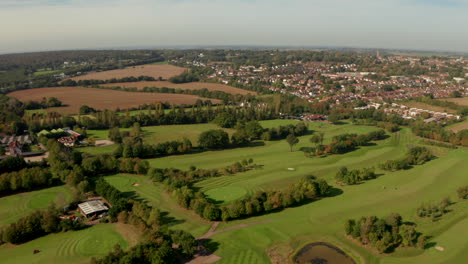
top-left (104, 174), bottom-right (211, 237)
top-left (135, 120), bottom-right (468, 264)
top-left (81, 123), bottom-right (236, 155)
top-left (0, 224), bottom-right (129, 264)
top-left (0, 185), bottom-right (72, 228)
top-left (5, 120), bottom-right (465, 264)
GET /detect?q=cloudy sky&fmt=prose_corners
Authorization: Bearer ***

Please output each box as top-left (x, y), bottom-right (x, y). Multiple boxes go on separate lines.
top-left (1, 0), bottom-right (467, 54)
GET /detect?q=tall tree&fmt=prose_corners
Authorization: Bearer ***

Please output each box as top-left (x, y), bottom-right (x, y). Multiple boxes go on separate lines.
top-left (286, 134), bottom-right (299, 152)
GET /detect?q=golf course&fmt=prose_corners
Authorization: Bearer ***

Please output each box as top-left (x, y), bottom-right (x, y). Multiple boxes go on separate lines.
top-left (1, 119), bottom-right (467, 264)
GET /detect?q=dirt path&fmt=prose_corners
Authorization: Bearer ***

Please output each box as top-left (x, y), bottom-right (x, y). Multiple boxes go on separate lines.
top-left (186, 219), bottom-right (273, 263)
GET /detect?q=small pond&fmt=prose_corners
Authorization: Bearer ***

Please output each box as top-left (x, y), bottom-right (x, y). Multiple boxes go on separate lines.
top-left (293, 242), bottom-right (356, 264)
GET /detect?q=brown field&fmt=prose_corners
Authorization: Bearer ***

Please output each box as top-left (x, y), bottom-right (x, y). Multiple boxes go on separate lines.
top-left (437, 97), bottom-right (468, 106)
top-left (447, 120), bottom-right (468, 133)
top-left (100, 81), bottom-right (257, 95)
top-left (405, 101), bottom-right (458, 114)
top-left (68, 64), bottom-right (186, 81)
top-left (8, 87), bottom-right (220, 114)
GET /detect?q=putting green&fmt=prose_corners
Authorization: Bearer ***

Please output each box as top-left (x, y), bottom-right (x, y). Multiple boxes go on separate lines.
top-left (204, 186), bottom-right (248, 203)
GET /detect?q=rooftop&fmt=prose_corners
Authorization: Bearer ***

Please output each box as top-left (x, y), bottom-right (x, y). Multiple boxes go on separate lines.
top-left (78, 200), bottom-right (109, 216)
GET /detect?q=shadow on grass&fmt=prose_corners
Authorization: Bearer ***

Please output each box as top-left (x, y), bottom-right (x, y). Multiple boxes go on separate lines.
top-left (160, 211), bottom-right (186, 226)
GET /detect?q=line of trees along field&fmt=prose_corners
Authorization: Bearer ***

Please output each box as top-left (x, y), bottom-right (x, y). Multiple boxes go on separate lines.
top-left (148, 161), bottom-right (332, 221)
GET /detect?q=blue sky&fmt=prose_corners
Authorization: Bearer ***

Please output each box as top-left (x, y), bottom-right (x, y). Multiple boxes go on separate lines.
top-left (0, 0), bottom-right (467, 53)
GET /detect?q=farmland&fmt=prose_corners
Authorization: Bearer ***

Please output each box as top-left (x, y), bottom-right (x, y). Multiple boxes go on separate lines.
top-left (100, 81), bottom-right (257, 95)
top-left (404, 101), bottom-right (458, 114)
top-left (68, 64), bottom-right (186, 81)
top-left (438, 97), bottom-right (468, 106)
top-left (446, 119), bottom-right (468, 133)
top-left (7, 87), bottom-right (221, 114)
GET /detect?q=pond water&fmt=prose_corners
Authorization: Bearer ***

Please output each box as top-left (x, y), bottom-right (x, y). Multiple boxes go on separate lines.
top-left (294, 242), bottom-right (356, 264)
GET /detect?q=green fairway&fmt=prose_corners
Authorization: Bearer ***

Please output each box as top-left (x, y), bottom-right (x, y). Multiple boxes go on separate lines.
top-left (201, 147), bottom-right (468, 264)
top-left (0, 224), bottom-right (128, 264)
top-left (9, 120), bottom-right (465, 264)
top-left (0, 186), bottom-right (72, 228)
top-left (136, 121), bottom-right (468, 263)
top-left (104, 174), bottom-right (211, 237)
top-left (153, 122), bottom-right (386, 201)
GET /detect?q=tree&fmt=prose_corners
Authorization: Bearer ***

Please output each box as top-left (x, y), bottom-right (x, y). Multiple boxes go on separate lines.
top-left (231, 131), bottom-right (250, 146)
top-left (244, 121), bottom-right (264, 139)
top-left (328, 112), bottom-right (341, 124)
top-left (108, 127), bottom-right (122, 143)
top-left (198, 129), bottom-right (230, 149)
top-left (286, 134), bottom-right (299, 152)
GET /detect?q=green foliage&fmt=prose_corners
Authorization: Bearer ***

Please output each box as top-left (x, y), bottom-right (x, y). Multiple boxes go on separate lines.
top-left (286, 134), bottom-right (299, 152)
top-left (198, 129), bottom-right (230, 149)
top-left (335, 166), bottom-right (376, 185)
top-left (1, 204), bottom-right (84, 244)
top-left (345, 213), bottom-right (424, 253)
top-left (380, 146), bottom-right (433, 171)
top-left (0, 167), bottom-right (55, 195)
top-left (212, 112), bottom-right (237, 128)
top-left (457, 185), bottom-right (468, 200)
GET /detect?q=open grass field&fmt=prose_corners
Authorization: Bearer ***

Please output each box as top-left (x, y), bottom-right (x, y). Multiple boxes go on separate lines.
top-left (68, 64), bottom-right (186, 81)
top-left (437, 97), bottom-right (468, 106)
top-left (8, 87), bottom-right (221, 114)
top-left (0, 224), bottom-right (130, 264)
top-left (100, 81), bottom-right (257, 95)
top-left (105, 174), bottom-right (211, 237)
top-left (404, 101), bottom-right (458, 114)
top-left (80, 123), bottom-right (236, 154)
top-left (0, 186), bottom-right (72, 228)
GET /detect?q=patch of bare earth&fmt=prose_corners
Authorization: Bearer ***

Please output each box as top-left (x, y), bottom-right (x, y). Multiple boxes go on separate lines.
top-left (113, 223), bottom-right (142, 247)
top-left (23, 152), bottom-right (49, 162)
top-left (101, 81), bottom-right (257, 95)
top-left (8, 87), bottom-right (221, 114)
top-left (267, 244), bottom-right (294, 264)
top-left (95, 140), bottom-right (114, 147)
top-left (68, 64), bottom-right (186, 81)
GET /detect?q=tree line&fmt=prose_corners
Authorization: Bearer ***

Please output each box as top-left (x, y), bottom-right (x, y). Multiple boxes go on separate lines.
top-left (0, 167), bottom-right (58, 196)
top-left (379, 146), bottom-right (433, 171)
top-left (148, 161), bottom-right (332, 221)
top-left (24, 97), bottom-right (62, 110)
top-left (0, 204), bottom-right (84, 244)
